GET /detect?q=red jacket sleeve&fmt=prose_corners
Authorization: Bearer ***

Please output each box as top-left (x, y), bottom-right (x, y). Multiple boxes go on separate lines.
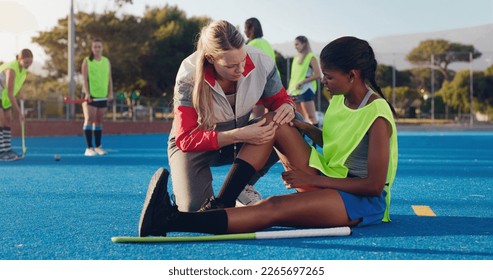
top-left (173, 106), bottom-right (220, 152)
top-left (262, 87), bottom-right (295, 111)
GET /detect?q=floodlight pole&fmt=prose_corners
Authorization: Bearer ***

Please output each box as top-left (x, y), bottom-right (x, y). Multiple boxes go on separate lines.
top-left (68, 0), bottom-right (75, 119)
top-left (431, 54), bottom-right (435, 123)
top-left (392, 53), bottom-right (396, 107)
top-left (469, 52), bottom-right (474, 126)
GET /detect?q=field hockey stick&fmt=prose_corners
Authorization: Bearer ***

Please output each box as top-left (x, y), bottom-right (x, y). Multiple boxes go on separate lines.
top-left (111, 227), bottom-right (351, 243)
top-left (63, 97), bottom-right (108, 104)
top-left (21, 119), bottom-right (26, 156)
top-left (63, 97), bottom-right (87, 104)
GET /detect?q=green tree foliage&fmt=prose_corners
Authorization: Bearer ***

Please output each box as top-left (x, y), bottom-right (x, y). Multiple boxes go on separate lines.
top-left (138, 6), bottom-right (209, 100)
top-left (485, 65), bottom-right (493, 76)
top-left (381, 86), bottom-right (420, 117)
top-left (437, 68), bottom-right (493, 116)
top-left (32, 5), bottom-right (210, 105)
top-left (438, 70), bottom-right (470, 113)
top-left (376, 64), bottom-right (412, 88)
top-left (409, 67), bottom-right (448, 93)
top-left (473, 71), bottom-right (493, 117)
top-left (407, 39), bottom-right (482, 82)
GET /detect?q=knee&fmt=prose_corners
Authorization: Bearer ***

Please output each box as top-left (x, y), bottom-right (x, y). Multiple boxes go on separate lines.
top-left (4, 116), bottom-right (13, 126)
top-left (257, 195), bottom-right (284, 212)
top-left (175, 194), bottom-right (208, 212)
top-left (86, 115), bottom-right (95, 124)
top-left (259, 111), bottom-right (277, 125)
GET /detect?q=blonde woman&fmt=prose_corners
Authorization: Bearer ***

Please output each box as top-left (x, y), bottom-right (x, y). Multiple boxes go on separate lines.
top-left (288, 36), bottom-right (321, 127)
top-left (167, 20), bottom-right (296, 212)
top-left (0, 49), bottom-right (33, 161)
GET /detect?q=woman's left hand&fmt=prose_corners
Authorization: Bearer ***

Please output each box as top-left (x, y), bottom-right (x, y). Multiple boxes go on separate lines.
top-left (273, 103), bottom-right (295, 125)
top-left (281, 169), bottom-right (315, 189)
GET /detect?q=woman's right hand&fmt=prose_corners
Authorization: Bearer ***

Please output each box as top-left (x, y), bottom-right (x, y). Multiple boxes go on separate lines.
top-left (236, 118), bottom-right (277, 145)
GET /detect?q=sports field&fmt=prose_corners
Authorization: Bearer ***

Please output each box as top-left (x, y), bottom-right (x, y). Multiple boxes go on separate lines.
top-left (1, 131), bottom-right (492, 261)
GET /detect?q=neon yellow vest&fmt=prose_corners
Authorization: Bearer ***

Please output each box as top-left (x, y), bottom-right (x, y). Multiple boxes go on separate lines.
top-left (1, 60), bottom-right (27, 109)
top-left (287, 52), bottom-right (318, 96)
top-left (248, 38), bottom-right (276, 61)
top-left (308, 94), bottom-right (398, 222)
top-left (248, 38), bottom-right (280, 77)
top-left (86, 56), bottom-right (110, 98)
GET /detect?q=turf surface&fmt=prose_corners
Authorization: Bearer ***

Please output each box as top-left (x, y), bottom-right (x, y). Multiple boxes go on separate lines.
top-left (1, 132), bottom-right (492, 260)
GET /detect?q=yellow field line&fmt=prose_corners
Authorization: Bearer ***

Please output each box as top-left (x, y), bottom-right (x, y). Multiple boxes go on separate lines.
top-left (412, 205), bottom-right (436, 216)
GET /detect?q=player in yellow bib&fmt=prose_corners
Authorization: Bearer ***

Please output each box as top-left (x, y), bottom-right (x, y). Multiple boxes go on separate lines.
top-left (138, 36), bottom-right (399, 237)
top-left (287, 36), bottom-right (321, 128)
top-left (244, 17), bottom-right (281, 121)
top-left (81, 38), bottom-right (113, 156)
top-left (0, 49), bottom-right (33, 161)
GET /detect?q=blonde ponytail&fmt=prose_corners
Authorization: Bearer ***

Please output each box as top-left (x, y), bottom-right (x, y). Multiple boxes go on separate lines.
top-left (192, 20), bottom-right (245, 130)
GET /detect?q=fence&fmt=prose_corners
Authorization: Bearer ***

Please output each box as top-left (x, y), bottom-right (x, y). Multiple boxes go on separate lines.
top-left (20, 96), bottom-right (173, 122)
top-left (376, 51), bottom-right (493, 124)
top-left (20, 51), bottom-right (493, 124)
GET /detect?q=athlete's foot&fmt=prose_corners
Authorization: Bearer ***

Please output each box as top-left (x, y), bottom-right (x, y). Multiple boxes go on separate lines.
top-left (139, 168), bottom-right (177, 237)
top-left (94, 146), bottom-right (107, 155)
top-left (84, 148), bottom-right (97, 156)
top-left (0, 150), bottom-right (21, 161)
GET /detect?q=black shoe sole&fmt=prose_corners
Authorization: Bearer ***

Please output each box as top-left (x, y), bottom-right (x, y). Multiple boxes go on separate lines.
top-left (138, 168), bottom-right (170, 237)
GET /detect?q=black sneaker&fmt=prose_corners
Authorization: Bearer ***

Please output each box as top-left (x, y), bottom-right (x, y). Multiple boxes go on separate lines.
top-left (0, 150), bottom-right (21, 161)
top-left (138, 168), bottom-right (177, 237)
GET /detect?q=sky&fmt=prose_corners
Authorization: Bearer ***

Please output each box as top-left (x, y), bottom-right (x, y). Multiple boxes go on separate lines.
top-left (1, 0), bottom-right (492, 65)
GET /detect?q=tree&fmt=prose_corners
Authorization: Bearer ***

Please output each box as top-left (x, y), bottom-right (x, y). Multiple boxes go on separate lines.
top-left (376, 64), bottom-right (412, 88)
top-left (437, 68), bottom-right (493, 118)
top-left (472, 69), bottom-right (493, 119)
top-left (31, 5), bottom-right (209, 106)
top-left (381, 86), bottom-right (420, 117)
top-left (407, 39), bottom-right (482, 82)
top-left (138, 6), bottom-right (209, 101)
top-left (438, 70), bottom-right (470, 114)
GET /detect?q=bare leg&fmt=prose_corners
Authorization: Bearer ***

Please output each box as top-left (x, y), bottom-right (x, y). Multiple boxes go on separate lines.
top-left (236, 112), bottom-right (313, 172)
top-left (95, 107), bottom-right (107, 126)
top-left (94, 107), bottom-right (107, 148)
top-left (300, 100), bottom-right (318, 125)
top-left (295, 102), bottom-right (308, 122)
top-left (235, 112), bottom-right (279, 170)
top-left (225, 189), bottom-right (360, 233)
top-left (87, 105), bottom-right (97, 126)
top-left (237, 112), bottom-right (318, 192)
top-left (82, 102), bottom-right (89, 126)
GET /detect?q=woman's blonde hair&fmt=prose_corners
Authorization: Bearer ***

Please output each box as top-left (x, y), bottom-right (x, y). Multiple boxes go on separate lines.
top-left (193, 20), bottom-right (245, 130)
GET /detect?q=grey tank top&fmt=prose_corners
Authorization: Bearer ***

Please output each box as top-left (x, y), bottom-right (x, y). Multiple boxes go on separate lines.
top-left (344, 90), bottom-right (375, 178)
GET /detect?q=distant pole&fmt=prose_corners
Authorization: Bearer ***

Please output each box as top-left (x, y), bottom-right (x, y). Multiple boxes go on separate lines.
top-left (469, 52), bottom-right (474, 126)
top-left (431, 54), bottom-right (435, 123)
top-left (392, 53), bottom-right (396, 107)
top-left (68, 0), bottom-right (75, 118)
top-left (286, 57), bottom-right (291, 87)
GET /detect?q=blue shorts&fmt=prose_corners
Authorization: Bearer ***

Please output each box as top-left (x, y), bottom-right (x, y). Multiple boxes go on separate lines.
top-left (338, 190), bottom-right (387, 227)
top-left (290, 88), bottom-right (315, 103)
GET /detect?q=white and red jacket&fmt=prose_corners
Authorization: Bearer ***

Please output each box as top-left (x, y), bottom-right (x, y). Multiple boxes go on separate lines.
top-left (168, 46), bottom-right (293, 152)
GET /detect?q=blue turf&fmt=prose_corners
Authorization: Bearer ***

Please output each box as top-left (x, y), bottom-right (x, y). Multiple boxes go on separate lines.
top-left (1, 132), bottom-right (492, 260)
